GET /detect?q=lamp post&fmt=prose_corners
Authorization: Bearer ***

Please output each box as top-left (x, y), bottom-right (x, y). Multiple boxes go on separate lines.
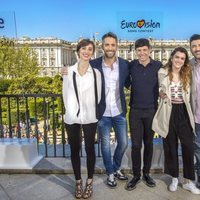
top-left (46, 100), bottom-right (50, 132)
top-left (94, 32), bottom-right (99, 58)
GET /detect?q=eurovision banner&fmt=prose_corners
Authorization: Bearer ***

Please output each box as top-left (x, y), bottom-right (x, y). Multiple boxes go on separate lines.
top-left (0, 11), bottom-right (17, 38)
top-left (117, 11), bottom-right (163, 39)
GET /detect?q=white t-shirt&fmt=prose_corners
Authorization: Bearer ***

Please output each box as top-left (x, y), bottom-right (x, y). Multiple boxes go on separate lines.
top-left (62, 63), bottom-right (102, 124)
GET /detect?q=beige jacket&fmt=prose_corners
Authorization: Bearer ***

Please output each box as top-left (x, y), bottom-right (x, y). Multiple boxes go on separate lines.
top-left (152, 68), bottom-right (195, 138)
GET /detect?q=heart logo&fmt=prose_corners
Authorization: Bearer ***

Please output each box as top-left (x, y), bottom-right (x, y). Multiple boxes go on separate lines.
top-left (137, 20), bottom-right (145, 28)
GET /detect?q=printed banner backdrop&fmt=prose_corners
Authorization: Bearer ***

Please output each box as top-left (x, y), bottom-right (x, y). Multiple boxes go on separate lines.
top-left (117, 12), bottom-right (163, 40)
top-left (0, 11), bottom-right (16, 38)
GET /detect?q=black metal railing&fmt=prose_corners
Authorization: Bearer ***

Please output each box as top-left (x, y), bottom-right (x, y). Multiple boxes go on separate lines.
top-left (0, 94), bottom-right (101, 157)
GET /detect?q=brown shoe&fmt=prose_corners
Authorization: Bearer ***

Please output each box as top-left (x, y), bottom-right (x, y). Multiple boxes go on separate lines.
top-left (75, 179), bottom-right (83, 199)
top-left (83, 179), bottom-right (93, 199)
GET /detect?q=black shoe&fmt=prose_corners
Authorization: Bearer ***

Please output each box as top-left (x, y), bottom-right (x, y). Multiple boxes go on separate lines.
top-left (107, 174), bottom-right (117, 188)
top-left (125, 176), bottom-right (141, 191)
top-left (114, 170), bottom-right (128, 181)
top-left (142, 174), bottom-right (156, 187)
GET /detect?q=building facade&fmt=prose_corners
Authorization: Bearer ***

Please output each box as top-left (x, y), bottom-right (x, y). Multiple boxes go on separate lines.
top-left (15, 37), bottom-right (191, 77)
top-left (16, 37), bottom-right (77, 77)
top-left (117, 38), bottom-right (191, 63)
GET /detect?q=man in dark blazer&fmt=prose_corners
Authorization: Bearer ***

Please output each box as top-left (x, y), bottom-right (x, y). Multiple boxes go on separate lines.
top-left (90, 32), bottom-right (130, 188)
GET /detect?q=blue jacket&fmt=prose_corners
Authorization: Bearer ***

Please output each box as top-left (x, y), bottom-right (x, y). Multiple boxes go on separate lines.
top-left (90, 57), bottom-right (130, 118)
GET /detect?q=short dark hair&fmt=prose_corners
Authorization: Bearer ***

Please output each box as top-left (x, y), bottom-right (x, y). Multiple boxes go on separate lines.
top-left (76, 39), bottom-right (95, 53)
top-left (102, 32), bottom-right (118, 43)
top-left (190, 34), bottom-right (200, 44)
top-left (135, 38), bottom-right (150, 49)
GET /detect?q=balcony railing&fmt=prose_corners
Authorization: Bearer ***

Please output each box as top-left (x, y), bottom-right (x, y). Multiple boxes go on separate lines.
top-left (0, 94), bottom-right (101, 158)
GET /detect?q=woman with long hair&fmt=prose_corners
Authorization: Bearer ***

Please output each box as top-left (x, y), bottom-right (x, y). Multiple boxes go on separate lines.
top-left (152, 47), bottom-right (200, 194)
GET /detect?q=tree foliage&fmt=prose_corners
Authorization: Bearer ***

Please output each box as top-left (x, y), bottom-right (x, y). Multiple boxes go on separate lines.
top-left (0, 79), bottom-right (11, 93)
top-left (0, 37), bottom-right (39, 79)
top-left (0, 38), bottom-right (63, 95)
top-left (50, 74), bottom-right (62, 94)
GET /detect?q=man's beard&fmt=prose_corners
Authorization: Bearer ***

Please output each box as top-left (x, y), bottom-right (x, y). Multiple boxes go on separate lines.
top-left (104, 51), bottom-right (116, 59)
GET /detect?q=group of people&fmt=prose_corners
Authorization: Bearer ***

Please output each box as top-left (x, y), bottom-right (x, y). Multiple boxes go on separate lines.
top-left (62, 32), bottom-right (200, 199)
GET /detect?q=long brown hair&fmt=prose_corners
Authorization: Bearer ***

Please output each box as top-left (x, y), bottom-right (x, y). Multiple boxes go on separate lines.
top-left (164, 47), bottom-right (191, 91)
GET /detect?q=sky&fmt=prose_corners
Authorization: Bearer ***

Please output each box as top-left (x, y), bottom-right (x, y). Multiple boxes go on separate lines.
top-left (0, 0), bottom-right (200, 42)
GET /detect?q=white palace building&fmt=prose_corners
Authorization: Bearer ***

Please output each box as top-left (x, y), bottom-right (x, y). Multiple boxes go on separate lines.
top-left (15, 37), bottom-right (192, 77)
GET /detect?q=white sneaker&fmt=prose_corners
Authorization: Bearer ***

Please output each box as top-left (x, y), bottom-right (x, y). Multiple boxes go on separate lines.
top-left (182, 181), bottom-right (200, 194)
top-left (169, 178), bottom-right (178, 192)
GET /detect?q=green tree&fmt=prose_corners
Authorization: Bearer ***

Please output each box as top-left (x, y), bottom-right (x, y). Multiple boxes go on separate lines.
top-left (0, 79), bottom-right (11, 93)
top-left (0, 38), bottom-right (40, 79)
top-left (51, 74), bottom-right (62, 94)
top-left (34, 77), bottom-right (53, 93)
top-left (11, 45), bottom-right (39, 78)
top-left (0, 38), bottom-right (15, 78)
top-left (7, 75), bottom-right (37, 94)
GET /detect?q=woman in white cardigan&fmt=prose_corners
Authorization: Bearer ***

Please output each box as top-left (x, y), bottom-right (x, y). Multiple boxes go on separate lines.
top-left (152, 47), bottom-right (200, 194)
top-left (63, 39), bottom-right (102, 199)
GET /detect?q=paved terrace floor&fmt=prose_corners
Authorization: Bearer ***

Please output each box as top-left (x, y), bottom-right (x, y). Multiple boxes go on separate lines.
top-left (0, 157), bottom-right (200, 200)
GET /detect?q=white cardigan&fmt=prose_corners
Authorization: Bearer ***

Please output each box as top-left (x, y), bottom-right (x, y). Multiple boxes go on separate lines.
top-left (62, 63), bottom-right (102, 125)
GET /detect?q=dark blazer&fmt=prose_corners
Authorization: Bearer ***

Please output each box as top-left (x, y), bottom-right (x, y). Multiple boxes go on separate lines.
top-left (90, 57), bottom-right (130, 118)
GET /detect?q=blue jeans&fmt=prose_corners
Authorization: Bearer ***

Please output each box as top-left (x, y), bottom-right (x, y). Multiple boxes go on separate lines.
top-left (194, 123), bottom-right (200, 176)
top-left (98, 114), bottom-right (128, 175)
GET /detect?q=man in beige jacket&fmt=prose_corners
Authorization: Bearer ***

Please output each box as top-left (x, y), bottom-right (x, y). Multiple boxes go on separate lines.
top-left (190, 34), bottom-right (200, 189)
